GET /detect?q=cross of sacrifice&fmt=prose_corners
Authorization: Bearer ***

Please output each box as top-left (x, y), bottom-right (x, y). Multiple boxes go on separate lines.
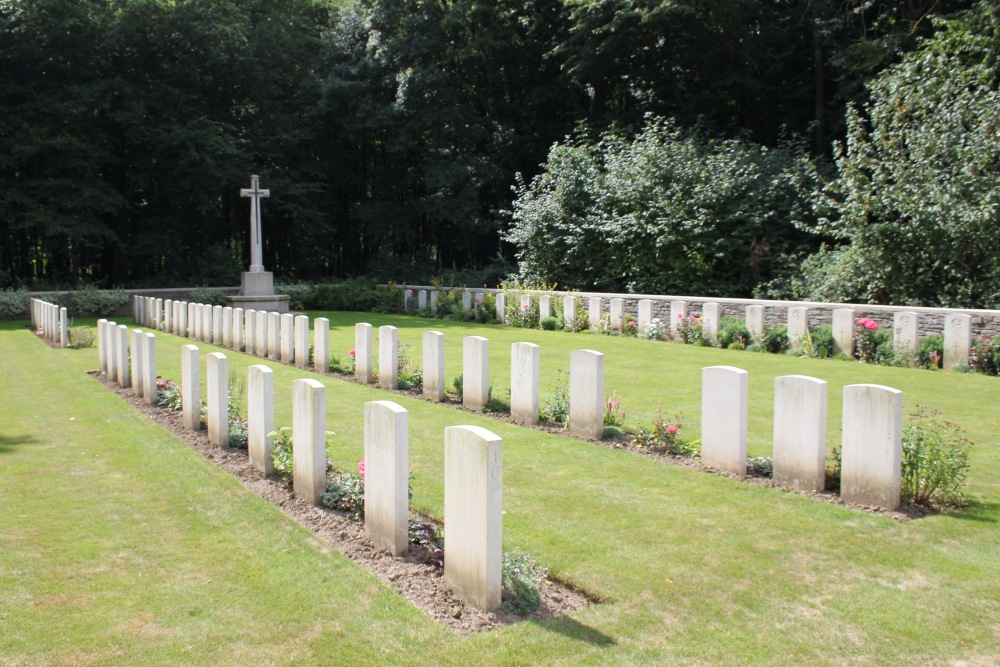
top-left (241, 174), bottom-right (270, 273)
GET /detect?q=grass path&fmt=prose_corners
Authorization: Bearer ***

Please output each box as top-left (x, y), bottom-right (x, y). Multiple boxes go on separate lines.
top-left (2, 316), bottom-right (999, 665)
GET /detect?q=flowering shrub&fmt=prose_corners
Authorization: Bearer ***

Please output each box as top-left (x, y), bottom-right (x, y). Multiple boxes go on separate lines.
top-left (855, 317), bottom-right (881, 362)
top-left (638, 318), bottom-right (667, 341)
top-left (508, 302), bottom-right (539, 329)
top-left (604, 391), bottom-right (626, 427)
top-left (629, 405), bottom-right (700, 456)
top-left (155, 377), bottom-right (183, 412)
top-left (915, 335), bottom-right (944, 370)
top-left (676, 314), bottom-right (708, 346)
top-left (760, 325), bottom-right (789, 354)
top-left (969, 335), bottom-right (1000, 376)
top-left (397, 343), bottom-right (422, 390)
top-left (501, 551), bottom-right (549, 615)
top-left (718, 317), bottom-right (751, 350)
top-left (902, 407), bottom-right (972, 505)
top-left (623, 319), bottom-right (638, 337)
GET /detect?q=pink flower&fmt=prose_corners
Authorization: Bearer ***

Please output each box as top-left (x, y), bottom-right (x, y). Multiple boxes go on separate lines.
top-left (676, 313), bottom-right (683, 319)
top-left (358, 460), bottom-right (365, 478)
top-left (628, 320), bottom-right (636, 327)
top-left (667, 424), bottom-right (678, 434)
top-left (857, 317), bottom-right (879, 331)
top-left (349, 348), bottom-right (356, 356)
top-left (476, 301), bottom-right (483, 307)
top-left (406, 290), bottom-right (413, 296)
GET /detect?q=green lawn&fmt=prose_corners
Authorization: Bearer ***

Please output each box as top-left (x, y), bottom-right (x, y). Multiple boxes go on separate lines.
top-left (2, 314), bottom-right (999, 666)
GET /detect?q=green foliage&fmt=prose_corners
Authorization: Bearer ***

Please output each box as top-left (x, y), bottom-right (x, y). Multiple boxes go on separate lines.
top-left (301, 279), bottom-right (393, 312)
top-left (539, 371), bottom-right (569, 424)
top-left (915, 335), bottom-right (944, 370)
top-left (638, 318), bottom-right (667, 341)
top-left (0, 288), bottom-right (31, 319)
top-left (902, 407), bottom-right (973, 505)
top-left (760, 325), bottom-right (789, 354)
top-left (187, 287), bottom-right (229, 307)
top-left (482, 384), bottom-right (511, 414)
top-left (809, 325), bottom-right (835, 359)
top-left (603, 391), bottom-right (625, 427)
top-left (396, 343), bottom-right (422, 391)
top-left (155, 378), bottom-right (182, 413)
top-left (629, 405), bottom-right (700, 457)
top-left (718, 317), bottom-right (751, 350)
top-left (540, 316), bottom-right (560, 331)
top-left (746, 456), bottom-right (774, 477)
top-left (72, 286), bottom-right (128, 317)
top-left (452, 374), bottom-right (463, 402)
top-left (505, 117), bottom-right (818, 296)
top-left (797, 4), bottom-right (1000, 308)
top-left (969, 335), bottom-right (1000, 376)
top-left (500, 551), bottom-right (548, 616)
top-left (67, 327), bottom-right (95, 349)
top-left (268, 427), bottom-right (295, 483)
top-left (322, 467), bottom-right (365, 518)
top-left (676, 315), bottom-right (708, 346)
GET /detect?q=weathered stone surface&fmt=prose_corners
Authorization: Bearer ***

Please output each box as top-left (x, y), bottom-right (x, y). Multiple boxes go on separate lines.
top-left (222, 306), bottom-right (233, 348)
top-left (510, 342), bottom-right (540, 425)
top-left (745, 305), bottom-right (764, 342)
top-left (893, 311), bottom-right (918, 353)
top-left (356, 323), bottom-right (374, 383)
top-left (313, 318), bottom-right (330, 372)
top-left (702, 302), bottom-right (720, 345)
top-left (773, 375), bottom-right (827, 492)
top-left (423, 331), bottom-right (445, 402)
top-left (130, 329), bottom-right (143, 396)
top-left (244, 309), bottom-right (256, 355)
top-left (255, 310), bottom-right (268, 359)
top-left (463, 336), bottom-right (489, 411)
top-left (610, 298), bottom-right (625, 333)
top-left (141, 333), bottom-right (156, 405)
top-left (444, 425), bottom-right (502, 612)
top-left (832, 308), bottom-right (855, 358)
top-left (539, 295), bottom-right (551, 320)
top-left (563, 296), bottom-right (577, 330)
top-left (787, 307), bottom-right (809, 348)
top-left (569, 350), bottom-right (604, 439)
top-left (212, 305), bottom-right (223, 345)
top-left (701, 366), bottom-right (748, 475)
top-left (280, 313), bottom-right (294, 363)
top-left (841, 384), bottom-right (903, 511)
top-left (206, 352), bottom-right (228, 447)
top-left (269, 312), bottom-right (282, 361)
top-left (232, 307), bottom-right (244, 352)
top-left (293, 378), bottom-right (327, 506)
top-left (364, 400), bottom-right (409, 556)
top-left (495, 293), bottom-right (506, 323)
top-left (295, 315), bottom-right (310, 369)
top-left (637, 299), bottom-right (653, 336)
top-left (379, 325), bottom-right (399, 390)
top-left (115, 325), bottom-right (129, 387)
top-left (182, 345), bottom-right (200, 430)
top-left (247, 364), bottom-right (275, 476)
top-left (588, 297), bottom-right (602, 330)
top-left (944, 314), bottom-right (972, 370)
top-left (670, 301), bottom-right (687, 337)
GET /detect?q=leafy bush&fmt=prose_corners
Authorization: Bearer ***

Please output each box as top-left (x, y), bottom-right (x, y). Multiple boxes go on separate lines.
top-left (452, 374), bottom-right (463, 402)
top-left (301, 278), bottom-right (389, 312)
top-left (397, 343), bottom-right (422, 390)
top-left (155, 378), bottom-right (183, 413)
top-left (915, 334), bottom-right (944, 370)
top-left (269, 427), bottom-right (295, 482)
top-left (629, 405), bottom-right (700, 457)
top-left (901, 407), bottom-right (973, 505)
top-left (676, 315), bottom-right (708, 346)
top-left (187, 286), bottom-right (229, 306)
top-left (0, 288), bottom-right (30, 319)
top-left (72, 285), bottom-right (128, 316)
top-left (810, 325), bottom-right (835, 359)
top-left (67, 327), bottom-right (95, 348)
top-left (746, 456), bottom-right (774, 477)
top-left (540, 316), bottom-right (560, 331)
top-left (638, 318), bottom-right (667, 341)
top-left (718, 317), bottom-right (751, 350)
top-left (501, 551), bottom-right (548, 615)
top-left (760, 325), bottom-right (789, 354)
top-left (322, 465), bottom-right (366, 518)
top-left (969, 335), bottom-right (1000, 376)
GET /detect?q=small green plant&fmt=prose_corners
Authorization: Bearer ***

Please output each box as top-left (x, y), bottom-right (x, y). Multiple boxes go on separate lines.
top-left (791, 326), bottom-right (817, 358)
top-left (901, 407), bottom-right (973, 506)
top-left (539, 370), bottom-right (569, 423)
top-left (915, 334), bottom-right (944, 370)
top-left (825, 446), bottom-right (842, 491)
top-left (155, 377), bottom-right (183, 412)
top-left (604, 390), bottom-right (625, 427)
top-left (268, 427), bottom-right (294, 482)
top-left (718, 317), bottom-right (751, 350)
top-left (483, 383), bottom-right (511, 414)
top-left (810, 324), bottom-right (835, 358)
top-left (501, 551), bottom-right (548, 615)
top-left (540, 316), bottom-right (560, 331)
top-left (67, 327), bottom-right (95, 348)
top-left (760, 325), bottom-right (789, 354)
top-left (629, 404), bottom-right (700, 457)
top-left (452, 374), bottom-right (463, 402)
top-left (227, 367), bottom-right (248, 448)
top-left (676, 315), bottom-right (707, 346)
top-left (746, 456), bottom-right (774, 477)
top-left (322, 464), bottom-right (366, 518)
top-left (397, 343), bottom-right (423, 390)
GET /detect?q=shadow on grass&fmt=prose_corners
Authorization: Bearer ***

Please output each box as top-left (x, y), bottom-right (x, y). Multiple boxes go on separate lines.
top-left (947, 499), bottom-right (1000, 524)
top-left (534, 615), bottom-right (617, 647)
top-left (0, 434), bottom-right (41, 454)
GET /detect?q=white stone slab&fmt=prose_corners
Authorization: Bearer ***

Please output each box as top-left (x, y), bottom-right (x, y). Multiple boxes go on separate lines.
top-left (495, 293), bottom-right (506, 323)
top-left (841, 384), bottom-right (903, 510)
top-left (356, 323), bottom-right (374, 383)
top-left (222, 306), bottom-right (233, 348)
top-left (314, 318), bottom-right (330, 372)
top-left (293, 378), bottom-right (327, 505)
top-left (423, 331), bottom-right (445, 402)
top-left (247, 365), bottom-right (275, 476)
top-left (207, 352), bottom-right (228, 447)
top-left (417, 290), bottom-right (427, 310)
top-left (773, 375), bottom-right (827, 492)
top-left (511, 342), bottom-right (540, 424)
top-left (563, 295), bottom-right (577, 330)
top-left (116, 325), bottom-right (130, 387)
top-left (188, 303), bottom-right (196, 339)
top-left (444, 425), bottom-right (502, 612)
top-left (379, 325), bottom-right (399, 390)
top-left (232, 307), bottom-right (244, 352)
top-left (609, 298), bottom-right (624, 332)
top-left (255, 310), bottom-right (268, 358)
top-left (519, 294), bottom-right (532, 318)
top-left (462, 291), bottom-right (473, 311)
top-left (569, 349), bottom-right (604, 439)
top-left (212, 305), bottom-right (223, 344)
top-left (97, 319), bottom-right (108, 373)
top-left (893, 311), bottom-right (918, 353)
top-left (588, 297), bottom-right (602, 330)
top-left (701, 366), bottom-right (748, 475)
top-left (787, 307), bottom-right (809, 347)
top-left (59, 307), bottom-right (68, 348)
top-left (539, 295), bottom-right (551, 320)
top-left (269, 312), bottom-right (282, 361)
top-left (141, 333), bottom-right (156, 405)
top-left (430, 290), bottom-right (439, 316)
top-left (203, 304), bottom-right (213, 343)
top-left (702, 302), bottom-right (720, 345)
top-left (745, 305), bottom-right (764, 342)
top-left (832, 308), bottom-right (855, 358)
top-left (364, 400), bottom-right (409, 556)
top-left (164, 299), bottom-right (173, 334)
top-left (130, 329), bottom-right (143, 396)
top-left (944, 313), bottom-right (972, 369)
top-left (244, 309), bottom-right (256, 354)
top-left (106, 320), bottom-right (118, 378)
top-left (670, 301), bottom-right (687, 337)
top-left (182, 345), bottom-right (200, 430)
top-left (278, 313), bottom-right (293, 363)
top-left (637, 299), bottom-right (653, 336)
top-left (463, 336), bottom-right (489, 410)
top-left (294, 315), bottom-right (309, 369)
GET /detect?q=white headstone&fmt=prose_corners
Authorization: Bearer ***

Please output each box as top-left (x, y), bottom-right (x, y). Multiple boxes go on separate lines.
top-left (773, 375), bottom-right (827, 492)
top-left (106, 320), bottom-right (118, 378)
top-left (418, 290), bottom-right (427, 310)
top-left (702, 302), bottom-right (720, 345)
top-left (247, 365), bottom-right (275, 476)
top-left (463, 336), bottom-right (489, 410)
top-left (116, 325), bottom-right (130, 387)
top-left (364, 400), bottom-right (409, 556)
top-left (569, 349), bottom-right (604, 439)
top-left (563, 295), bottom-right (577, 330)
top-left (745, 305), bottom-right (764, 342)
top-left (232, 307), bottom-right (244, 351)
top-left (314, 318), bottom-right (330, 372)
top-left (423, 331), bottom-right (445, 402)
top-left (222, 306), bottom-right (233, 348)
top-left (609, 298), bottom-right (624, 332)
top-left (255, 310), bottom-right (267, 358)
top-left (787, 307), bottom-right (809, 347)
top-left (207, 352), bottom-right (228, 447)
top-left (832, 308), bottom-right (855, 358)
top-left (130, 329), bottom-right (143, 396)
top-left (280, 313), bottom-right (294, 363)
top-left (511, 342), bottom-right (540, 424)
top-left (462, 291), bottom-right (473, 311)
top-left (182, 345), bottom-right (200, 430)
top-left (141, 333), bottom-right (156, 405)
top-left (59, 307), bottom-right (68, 348)
top-left (637, 299), bottom-right (653, 336)
top-left (187, 302), bottom-right (196, 339)
top-left (430, 290), bottom-right (439, 316)
top-left (379, 325), bottom-right (399, 390)
top-left (203, 304), bottom-right (213, 343)
top-left (670, 301), bottom-right (687, 338)
top-left (356, 323), bottom-right (374, 383)
top-left (294, 315), bottom-right (309, 369)
top-left (97, 319), bottom-right (108, 373)
top-left (701, 366), bottom-right (748, 475)
top-left (164, 299), bottom-right (173, 334)
top-left (588, 297), bottom-right (602, 330)
top-left (244, 309), bottom-right (256, 354)
top-left (539, 295), bottom-right (552, 320)
top-left (893, 311), bottom-right (918, 354)
top-left (293, 378), bottom-right (326, 505)
top-left (944, 313), bottom-right (972, 370)
top-left (841, 384), bottom-right (902, 510)
top-left (444, 425), bottom-right (502, 612)
top-left (155, 298), bottom-right (164, 331)
top-left (519, 294), bottom-right (532, 319)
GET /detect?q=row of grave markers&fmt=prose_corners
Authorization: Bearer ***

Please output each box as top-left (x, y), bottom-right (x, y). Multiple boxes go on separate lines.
top-left (95, 317), bottom-right (506, 613)
top-left (403, 290), bottom-right (976, 369)
top-left (132, 295), bottom-right (330, 371)
top-left (30, 298), bottom-right (69, 348)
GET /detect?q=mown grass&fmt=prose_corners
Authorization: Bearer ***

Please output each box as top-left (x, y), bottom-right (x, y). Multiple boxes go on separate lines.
top-left (1, 315), bottom-right (999, 665)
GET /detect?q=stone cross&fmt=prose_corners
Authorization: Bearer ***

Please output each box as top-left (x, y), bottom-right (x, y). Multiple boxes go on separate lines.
top-left (240, 174), bottom-right (270, 273)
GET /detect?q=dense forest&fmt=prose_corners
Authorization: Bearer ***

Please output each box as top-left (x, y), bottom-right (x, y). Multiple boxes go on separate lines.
top-left (1, 0), bottom-right (997, 307)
